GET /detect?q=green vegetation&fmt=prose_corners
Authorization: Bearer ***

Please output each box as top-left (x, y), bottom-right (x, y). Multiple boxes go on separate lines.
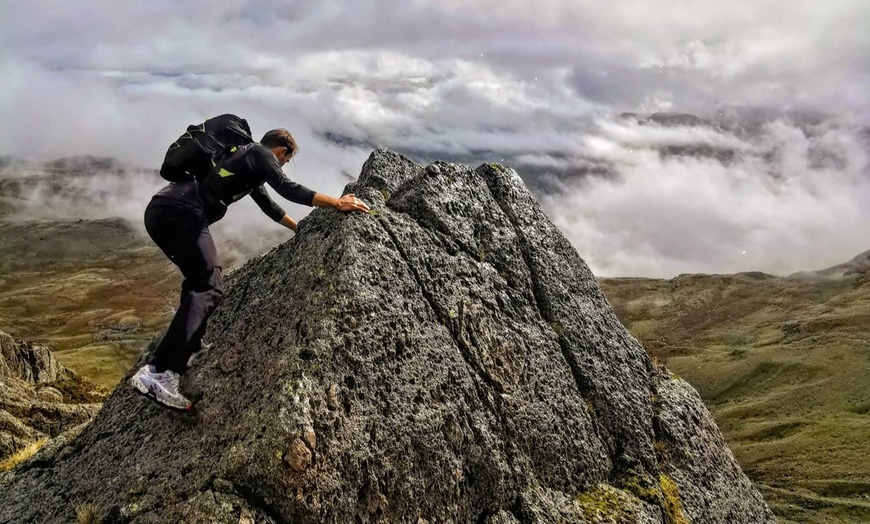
top-left (614, 470), bottom-right (661, 505)
top-left (0, 219), bottom-right (177, 387)
top-left (659, 475), bottom-right (689, 524)
top-left (600, 272), bottom-right (870, 523)
top-left (574, 485), bottom-right (630, 521)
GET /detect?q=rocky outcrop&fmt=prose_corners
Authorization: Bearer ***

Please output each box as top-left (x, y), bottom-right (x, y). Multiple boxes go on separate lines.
top-left (0, 331), bottom-right (100, 462)
top-left (0, 331), bottom-right (69, 384)
top-left (0, 150), bottom-right (774, 523)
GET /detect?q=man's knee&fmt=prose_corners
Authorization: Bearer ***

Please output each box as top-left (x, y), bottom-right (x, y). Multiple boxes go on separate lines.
top-left (189, 266), bottom-right (224, 305)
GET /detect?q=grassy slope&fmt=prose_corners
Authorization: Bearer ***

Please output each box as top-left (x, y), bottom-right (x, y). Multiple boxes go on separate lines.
top-left (599, 272), bottom-right (870, 523)
top-left (0, 218), bottom-right (177, 387)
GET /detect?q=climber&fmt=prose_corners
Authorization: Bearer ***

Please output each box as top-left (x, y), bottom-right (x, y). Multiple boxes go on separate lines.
top-left (129, 128), bottom-right (370, 410)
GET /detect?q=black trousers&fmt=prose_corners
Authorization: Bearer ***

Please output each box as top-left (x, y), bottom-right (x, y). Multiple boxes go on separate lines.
top-left (144, 184), bottom-right (224, 373)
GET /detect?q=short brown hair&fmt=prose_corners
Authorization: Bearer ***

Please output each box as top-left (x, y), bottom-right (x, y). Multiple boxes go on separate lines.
top-left (260, 129), bottom-right (298, 157)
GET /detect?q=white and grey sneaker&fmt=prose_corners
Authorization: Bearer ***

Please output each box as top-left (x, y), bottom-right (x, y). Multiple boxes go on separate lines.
top-left (128, 365), bottom-right (192, 411)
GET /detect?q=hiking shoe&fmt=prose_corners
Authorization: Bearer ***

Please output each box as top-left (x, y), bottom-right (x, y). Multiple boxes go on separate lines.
top-left (128, 365), bottom-right (192, 411)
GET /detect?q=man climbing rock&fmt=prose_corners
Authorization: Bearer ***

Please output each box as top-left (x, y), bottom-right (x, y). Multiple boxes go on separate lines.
top-left (129, 128), bottom-right (370, 410)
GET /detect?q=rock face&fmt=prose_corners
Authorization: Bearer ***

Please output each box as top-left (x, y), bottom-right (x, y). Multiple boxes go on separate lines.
top-left (0, 150), bottom-right (774, 523)
top-left (0, 331), bottom-right (100, 462)
top-left (0, 331), bottom-right (69, 384)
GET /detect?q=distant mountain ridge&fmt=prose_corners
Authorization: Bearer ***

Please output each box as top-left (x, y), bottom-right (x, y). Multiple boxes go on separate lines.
top-left (789, 248), bottom-right (870, 280)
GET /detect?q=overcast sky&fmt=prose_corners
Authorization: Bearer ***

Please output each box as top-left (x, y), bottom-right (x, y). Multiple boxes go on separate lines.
top-left (1, 1), bottom-right (869, 277)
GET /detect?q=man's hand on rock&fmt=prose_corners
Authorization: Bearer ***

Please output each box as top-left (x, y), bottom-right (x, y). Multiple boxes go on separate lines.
top-left (279, 214), bottom-right (298, 231)
top-left (337, 194), bottom-right (370, 213)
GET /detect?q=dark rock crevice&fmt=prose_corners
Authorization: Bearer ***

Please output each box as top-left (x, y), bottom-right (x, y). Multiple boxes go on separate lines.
top-left (372, 208), bottom-right (525, 495)
top-left (231, 484), bottom-right (282, 524)
top-left (479, 163), bottom-right (659, 475)
top-left (375, 211), bottom-right (504, 397)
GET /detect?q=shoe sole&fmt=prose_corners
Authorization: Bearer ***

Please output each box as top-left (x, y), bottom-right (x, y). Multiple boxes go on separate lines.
top-left (129, 375), bottom-right (192, 412)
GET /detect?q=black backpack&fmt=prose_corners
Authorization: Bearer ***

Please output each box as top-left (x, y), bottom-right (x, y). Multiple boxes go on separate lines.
top-left (160, 114), bottom-right (253, 182)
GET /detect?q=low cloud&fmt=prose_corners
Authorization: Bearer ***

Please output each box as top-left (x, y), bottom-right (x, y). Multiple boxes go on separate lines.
top-left (1, 1), bottom-right (869, 277)
top-left (539, 117), bottom-right (870, 277)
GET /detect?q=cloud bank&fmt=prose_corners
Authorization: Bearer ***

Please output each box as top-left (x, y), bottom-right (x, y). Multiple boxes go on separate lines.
top-left (1, 1), bottom-right (868, 277)
top-left (541, 117), bottom-right (870, 277)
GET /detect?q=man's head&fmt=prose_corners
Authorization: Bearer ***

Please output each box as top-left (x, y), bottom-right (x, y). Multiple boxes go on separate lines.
top-left (261, 129), bottom-right (298, 166)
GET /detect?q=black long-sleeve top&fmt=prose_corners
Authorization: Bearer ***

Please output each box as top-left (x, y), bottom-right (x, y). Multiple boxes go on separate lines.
top-left (198, 143), bottom-right (316, 224)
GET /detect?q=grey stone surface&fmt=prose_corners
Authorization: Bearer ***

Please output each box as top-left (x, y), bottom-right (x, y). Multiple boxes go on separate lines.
top-left (654, 372), bottom-right (775, 523)
top-left (0, 150), bottom-right (774, 523)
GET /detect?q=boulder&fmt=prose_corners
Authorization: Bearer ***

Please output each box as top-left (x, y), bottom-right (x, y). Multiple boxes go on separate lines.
top-left (0, 150), bottom-right (774, 523)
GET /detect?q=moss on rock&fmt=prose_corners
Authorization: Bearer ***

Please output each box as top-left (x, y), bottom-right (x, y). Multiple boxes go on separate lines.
top-left (660, 475), bottom-right (690, 524)
top-left (574, 485), bottom-right (632, 522)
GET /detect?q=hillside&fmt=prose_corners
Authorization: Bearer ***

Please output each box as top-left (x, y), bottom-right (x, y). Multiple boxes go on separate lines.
top-left (599, 270), bottom-right (870, 523)
top-left (0, 218), bottom-right (176, 387)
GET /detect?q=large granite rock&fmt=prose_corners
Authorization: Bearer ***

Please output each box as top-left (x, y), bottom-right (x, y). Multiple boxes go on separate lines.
top-left (0, 150), bottom-right (774, 523)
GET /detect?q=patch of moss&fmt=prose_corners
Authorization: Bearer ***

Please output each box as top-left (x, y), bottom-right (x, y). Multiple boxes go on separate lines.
top-left (659, 475), bottom-right (689, 524)
top-left (575, 486), bottom-right (631, 521)
top-left (487, 162), bottom-right (506, 173)
top-left (379, 188), bottom-right (391, 202)
top-left (614, 470), bottom-right (661, 505)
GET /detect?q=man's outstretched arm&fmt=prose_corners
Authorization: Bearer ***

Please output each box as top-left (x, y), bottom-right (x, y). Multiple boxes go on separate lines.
top-left (312, 193), bottom-right (370, 213)
top-left (277, 194), bottom-right (369, 232)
